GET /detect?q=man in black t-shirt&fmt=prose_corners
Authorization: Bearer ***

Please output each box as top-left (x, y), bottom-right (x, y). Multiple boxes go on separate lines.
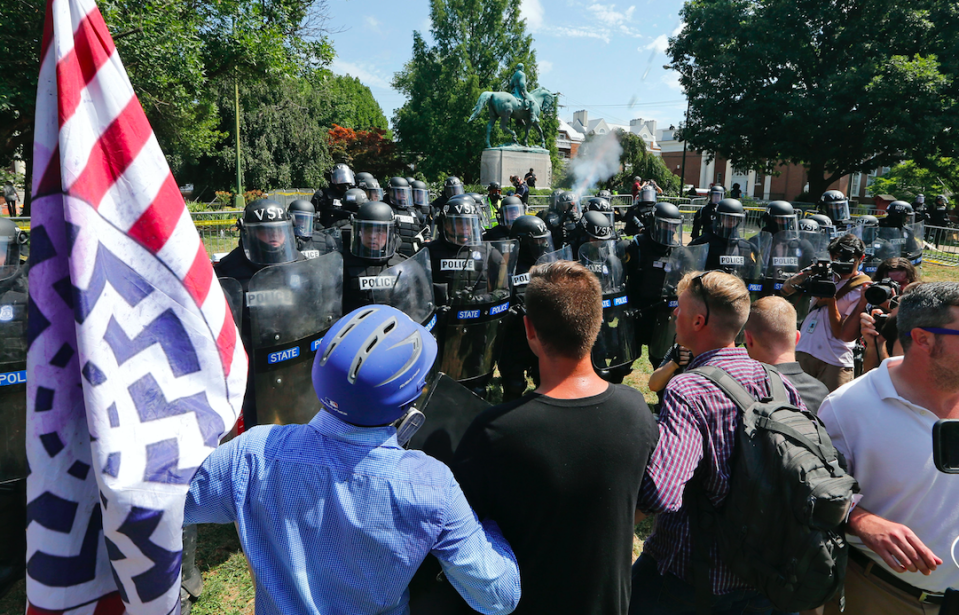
top-left (453, 260), bottom-right (659, 615)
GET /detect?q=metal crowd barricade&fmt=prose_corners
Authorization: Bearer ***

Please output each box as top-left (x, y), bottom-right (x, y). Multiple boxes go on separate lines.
top-left (264, 188), bottom-right (316, 209)
top-left (192, 210), bottom-right (243, 258)
top-left (921, 225), bottom-right (959, 266)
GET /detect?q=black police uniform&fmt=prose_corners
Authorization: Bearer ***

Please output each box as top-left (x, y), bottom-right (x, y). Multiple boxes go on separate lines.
top-left (342, 249), bottom-right (408, 314)
top-left (691, 202), bottom-right (716, 240)
top-left (386, 205), bottom-right (428, 258)
top-left (311, 187), bottom-right (351, 228)
top-left (624, 233), bottom-right (672, 365)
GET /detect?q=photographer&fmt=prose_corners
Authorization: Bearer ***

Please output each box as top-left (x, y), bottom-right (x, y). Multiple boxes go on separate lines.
top-left (859, 259), bottom-right (920, 375)
top-left (782, 234), bottom-right (870, 392)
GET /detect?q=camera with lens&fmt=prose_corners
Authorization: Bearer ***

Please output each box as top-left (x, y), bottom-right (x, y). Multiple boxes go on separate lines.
top-left (864, 278), bottom-right (901, 306)
top-left (795, 259), bottom-right (838, 298)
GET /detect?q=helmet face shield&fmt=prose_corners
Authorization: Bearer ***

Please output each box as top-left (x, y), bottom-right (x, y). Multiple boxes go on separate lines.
top-left (331, 166), bottom-right (355, 186)
top-left (0, 236), bottom-right (20, 280)
top-left (916, 195), bottom-right (925, 204)
top-left (528, 232), bottom-right (554, 260)
top-left (412, 188), bottom-right (430, 208)
top-left (290, 211), bottom-right (314, 238)
top-left (351, 219), bottom-right (397, 260)
top-left (903, 212), bottom-right (915, 226)
top-left (503, 203), bottom-right (525, 228)
top-left (713, 212), bottom-right (745, 238)
top-left (827, 201), bottom-right (850, 222)
top-left (640, 185), bottom-right (657, 203)
top-left (774, 215), bottom-right (798, 232)
top-left (443, 215), bottom-right (483, 246)
top-left (444, 183), bottom-right (464, 199)
top-left (242, 220), bottom-right (296, 265)
top-left (390, 186), bottom-right (411, 209)
top-left (709, 190), bottom-right (724, 204)
top-left (653, 217), bottom-right (682, 247)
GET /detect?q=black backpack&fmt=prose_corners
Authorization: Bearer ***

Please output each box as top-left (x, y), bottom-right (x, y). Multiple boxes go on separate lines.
top-left (687, 364), bottom-right (859, 613)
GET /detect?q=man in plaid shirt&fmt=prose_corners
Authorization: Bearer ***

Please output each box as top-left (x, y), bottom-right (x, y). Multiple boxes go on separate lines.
top-left (629, 271), bottom-right (806, 615)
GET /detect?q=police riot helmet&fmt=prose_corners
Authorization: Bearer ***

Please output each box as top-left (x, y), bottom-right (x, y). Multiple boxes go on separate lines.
top-left (355, 171), bottom-right (374, 187)
top-left (357, 174), bottom-right (383, 202)
top-left (915, 194), bottom-right (925, 205)
top-left (764, 200), bottom-right (797, 232)
top-left (712, 198), bottom-right (745, 239)
top-left (885, 201), bottom-right (915, 228)
top-left (287, 199), bottom-right (315, 238)
top-left (330, 163), bottom-right (355, 190)
top-left (510, 215), bottom-right (554, 262)
top-left (597, 189), bottom-right (613, 201)
top-left (639, 184), bottom-right (657, 204)
top-left (499, 195), bottom-right (525, 229)
top-left (807, 213), bottom-right (835, 234)
top-left (857, 214), bottom-right (880, 243)
top-left (556, 190), bottom-right (581, 218)
top-left (405, 177), bottom-right (416, 186)
top-left (488, 181), bottom-right (502, 193)
top-left (0, 217), bottom-right (25, 280)
top-left (651, 202), bottom-right (683, 247)
top-left (586, 197), bottom-right (614, 226)
top-left (410, 180), bottom-right (430, 209)
top-left (819, 190), bottom-right (850, 223)
top-left (582, 210), bottom-right (615, 241)
top-left (441, 197), bottom-right (483, 246)
top-left (312, 305), bottom-right (437, 427)
top-left (352, 201), bottom-right (398, 260)
top-left (936, 194), bottom-right (950, 208)
top-left (709, 185), bottom-right (725, 205)
top-left (798, 218), bottom-right (820, 233)
top-left (342, 188), bottom-right (369, 214)
top-left (239, 199), bottom-right (297, 265)
top-left (387, 177), bottom-right (411, 209)
top-left (443, 176), bottom-right (464, 199)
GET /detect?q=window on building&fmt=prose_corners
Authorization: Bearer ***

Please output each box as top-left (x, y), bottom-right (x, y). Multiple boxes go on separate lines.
top-left (850, 173), bottom-right (862, 198)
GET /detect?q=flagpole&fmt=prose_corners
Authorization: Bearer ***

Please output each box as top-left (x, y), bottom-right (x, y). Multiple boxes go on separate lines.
top-left (233, 12), bottom-right (244, 209)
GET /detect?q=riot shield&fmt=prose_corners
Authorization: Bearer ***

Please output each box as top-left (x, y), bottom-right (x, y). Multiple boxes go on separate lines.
top-left (579, 241), bottom-right (638, 371)
top-left (248, 252), bottom-right (343, 425)
top-left (437, 240), bottom-right (518, 382)
top-left (905, 222), bottom-right (924, 266)
top-left (407, 373), bottom-right (491, 465)
top-left (651, 244), bottom-right (708, 361)
top-left (371, 248), bottom-right (435, 326)
top-left (218, 277), bottom-right (244, 330)
top-left (764, 231), bottom-right (827, 293)
top-left (719, 237), bottom-right (763, 291)
top-left (862, 228), bottom-right (902, 276)
top-left (0, 282), bottom-right (28, 485)
top-left (533, 245), bottom-right (573, 267)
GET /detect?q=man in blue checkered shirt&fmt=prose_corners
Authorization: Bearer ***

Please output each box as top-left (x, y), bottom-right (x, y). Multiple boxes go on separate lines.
top-left (185, 306), bottom-right (520, 615)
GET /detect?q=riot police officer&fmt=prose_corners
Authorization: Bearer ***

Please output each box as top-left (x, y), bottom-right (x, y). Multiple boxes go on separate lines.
top-left (483, 195), bottom-right (525, 241)
top-left (808, 213), bottom-right (837, 239)
top-left (624, 202), bottom-right (684, 367)
top-left (758, 200), bottom-right (798, 235)
top-left (859, 215), bottom-right (898, 275)
top-left (487, 181), bottom-right (503, 211)
top-left (429, 175), bottom-right (465, 213)
top-left (912, 193), bottom-right (926, 219)
top-left (312, 163), bottom-right (356, 227)
top-left (498, 215), bottom-right (554, 401)
top-left (410, 179), bottom-right (432, 222)
top-left (287, 199), bottom-right (338, 259)
top-left (342, 201), bottom-right (407, 313)
top-left (929, 194), bottom-right (951, 227)
top-left (426, 196), bottom-right (484, 285)
top-left (539, 190), bottom-right (581, 249)
top-left (621, 184), bottom-right (658, 236)
top-left (384, 177), bottom-right (429, 257)
top-left (882, 200), bottom-right (922, 264)
top-left (215, 199), bottom-right (303, 290)
top-left (798, 217), bottom-right (820, 234)
top-left (689, 198), bottom-right (761, 273)
top-left (571, 208), bottom-right (617, 257)
top-left (692, 184), bottom-right (725, 239)
top-left (818, 189), bottom-right (852, 231)
top-left (0, 217), bottom-right (28, 598)
top-left (356, 172), bottom-right (384, 202)
top-left (586, 196), bottom-right (616, 227)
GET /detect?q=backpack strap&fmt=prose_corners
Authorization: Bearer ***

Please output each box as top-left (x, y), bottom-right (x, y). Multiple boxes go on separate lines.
top-left (834, 273), bottom-right (871, 302)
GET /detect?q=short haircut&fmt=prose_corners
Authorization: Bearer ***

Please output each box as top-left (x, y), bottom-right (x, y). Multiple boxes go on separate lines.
top-left (828, 233), bottom-right (866, 261)
top-left (525, 260), bottom-right (603, 359)
top-left (677, 270), bottom-right (750, 340)
top-left (897, 282), bottom-right (959, 351)
top-left (873, 257), bottom-right (919, 284)
top-left (745, 296), bottom-right (797, 349)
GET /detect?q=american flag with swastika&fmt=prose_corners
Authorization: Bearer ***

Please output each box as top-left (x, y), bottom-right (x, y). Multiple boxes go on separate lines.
top-left (25, 0), bottom-right (247, 612)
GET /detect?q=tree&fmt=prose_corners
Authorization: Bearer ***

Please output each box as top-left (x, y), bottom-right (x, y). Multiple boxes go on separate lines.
top-left (392, 0), bottom-right (556, 183)
top-left (608, 131), bottom-right (683, 195)
top-left (325, 75), bottom-right (390, 133)
top-left (328, 125), bottom-right (406, 179)
top-left (669, 0), bottom-right (958, 199)
top-left (867, 158), bottom-right (959, 201)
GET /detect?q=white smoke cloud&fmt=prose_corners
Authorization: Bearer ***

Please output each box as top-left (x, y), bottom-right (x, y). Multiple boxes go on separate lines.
top-left (570, 131), bottom-right (623, 200)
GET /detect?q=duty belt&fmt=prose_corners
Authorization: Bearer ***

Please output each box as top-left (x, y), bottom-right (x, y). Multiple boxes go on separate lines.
top-left (848, 546), bottom-right (943, 604)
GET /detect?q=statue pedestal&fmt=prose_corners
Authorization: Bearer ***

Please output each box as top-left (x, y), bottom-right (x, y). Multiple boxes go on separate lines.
top-left (480, 147), bottom-right (551, 191)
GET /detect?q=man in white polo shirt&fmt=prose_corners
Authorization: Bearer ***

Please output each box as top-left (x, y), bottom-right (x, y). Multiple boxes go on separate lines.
top-left (819, 282), bottom-right (959, 614)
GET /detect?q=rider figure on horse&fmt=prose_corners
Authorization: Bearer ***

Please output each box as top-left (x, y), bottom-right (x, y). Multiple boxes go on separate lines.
top-left (510, 63), bottom-right (535, 120)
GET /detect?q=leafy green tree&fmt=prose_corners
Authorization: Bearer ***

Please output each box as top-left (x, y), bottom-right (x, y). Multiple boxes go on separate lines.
top-left (868, 159), bottom-right (959, 201)
top-left (324, 75), bottom-right (390, 132)
top-left (392, 0), bottom-right (556, 183)
top-left (608, 131), bottom-right (682, 195)
top-left (669, 0), bottom-right (958, 199)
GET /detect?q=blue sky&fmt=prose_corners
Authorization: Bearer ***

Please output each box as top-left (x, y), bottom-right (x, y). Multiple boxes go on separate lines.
top-left (325, 0), bottom-right (689, 133)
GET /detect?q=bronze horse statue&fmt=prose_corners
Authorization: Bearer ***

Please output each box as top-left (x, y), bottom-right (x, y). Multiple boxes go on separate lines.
top-left (468, 87), bottom-right (557, 149)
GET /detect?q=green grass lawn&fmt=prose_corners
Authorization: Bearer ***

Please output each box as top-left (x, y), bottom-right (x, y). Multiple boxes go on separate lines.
top-left (4, 260), bottom-right (955, 611)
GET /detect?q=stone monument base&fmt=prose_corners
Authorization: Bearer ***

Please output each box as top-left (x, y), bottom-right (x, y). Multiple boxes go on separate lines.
top-left (480, 147), bottom-right (551, 191)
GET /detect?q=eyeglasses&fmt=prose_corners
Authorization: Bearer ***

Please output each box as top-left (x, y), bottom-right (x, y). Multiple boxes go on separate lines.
top-left (921, 327), bottom-right (959, 336)
top-left (689, 271), bottom-right (712, 327)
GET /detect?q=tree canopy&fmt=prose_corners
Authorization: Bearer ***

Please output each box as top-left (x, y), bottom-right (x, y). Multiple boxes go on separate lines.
top-left (669, 0), bottom-right (959, 199)
top-left (868, 159), bottom-right (958, 202)
top-left (610, 131), bottom-right (682, 195)
top-left (392, 0), bottom-right (557, 183)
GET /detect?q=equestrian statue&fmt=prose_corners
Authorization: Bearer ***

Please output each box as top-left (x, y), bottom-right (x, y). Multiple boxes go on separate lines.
top-left (468, 64), bottom-right (557, 149)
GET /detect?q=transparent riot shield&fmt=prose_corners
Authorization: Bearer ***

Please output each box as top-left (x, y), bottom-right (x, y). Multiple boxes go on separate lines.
top-left (905, 222), bottom-right (924, 266)
top-left (533, 245), bottom-right (574, 267)
top-left (719, 237), bottom-right (763, 291)
top-left (0, 282), bottom-right (28, 485)
top-left (248, 252), bottom-right (343, 425)
top-left (438, 240), bottom-right (518, 382)
top-left (218, 277), bottom-right (244, 330)
top-left (579, 240), bottom-right (637, 371)
top-left (862, 228), bottom-right (903, 276)
top-left (371, 248), bottom-right (435, 327)
top-left (314, 227), bottom-right (343, 256)
top-left (407, 373), bottom-right (491, 465)
top-left (764, 231), bottom-right (827, 293)
top-left (651, 244), bottom-right (708, 361)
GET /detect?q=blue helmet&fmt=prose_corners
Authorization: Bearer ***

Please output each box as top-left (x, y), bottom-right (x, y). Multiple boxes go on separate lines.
top-left (312, 305), bottom-right (437, 426)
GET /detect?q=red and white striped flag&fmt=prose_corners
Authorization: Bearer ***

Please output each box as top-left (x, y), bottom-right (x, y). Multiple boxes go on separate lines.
top-left (26, 0), bottom-right (247, 612)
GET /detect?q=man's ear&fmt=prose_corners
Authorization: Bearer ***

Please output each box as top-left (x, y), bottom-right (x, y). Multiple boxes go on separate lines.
top-left (743, 329), bottom-right (755, 349)
top-left (910, 327), bottom-right (936, 355)
top-left (795, 330), bottom-right (801, 346)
